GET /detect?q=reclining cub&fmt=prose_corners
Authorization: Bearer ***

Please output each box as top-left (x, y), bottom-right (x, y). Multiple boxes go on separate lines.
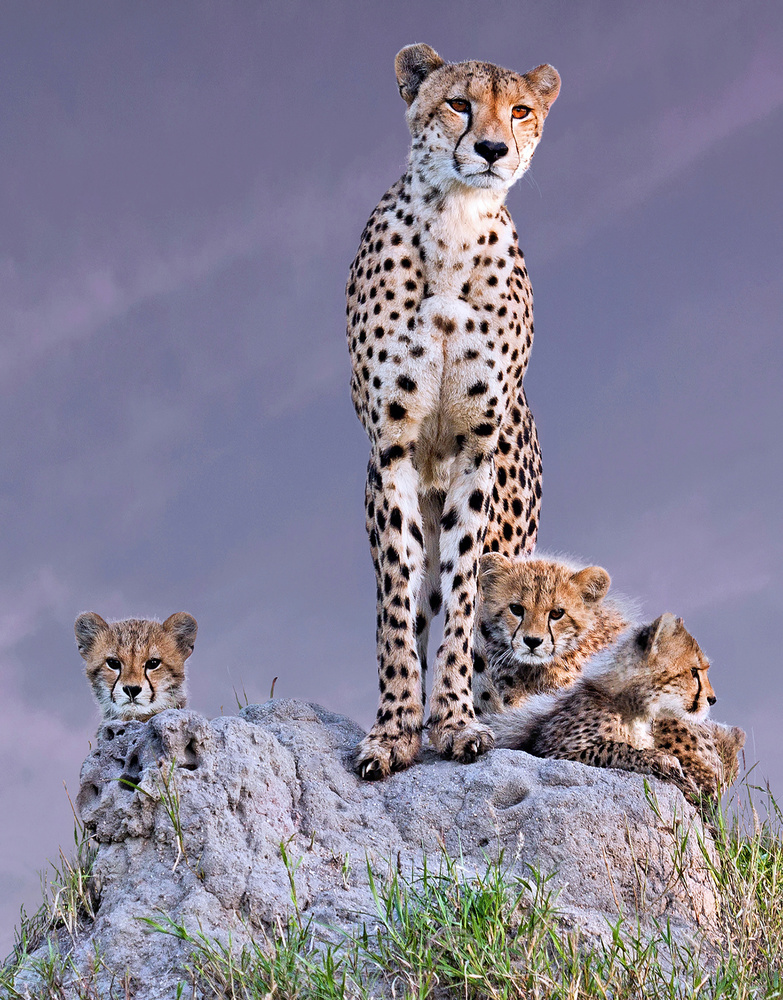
top-left (473, 553), bottom-right (629, 715)
top-left (486, 613), bottom-right (717, 794)
top-left (75, 612), bottom-right (197, 722)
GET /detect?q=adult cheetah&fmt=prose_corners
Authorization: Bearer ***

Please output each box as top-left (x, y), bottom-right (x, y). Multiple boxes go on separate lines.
top-left (347, 44), bottom-right (560, 778)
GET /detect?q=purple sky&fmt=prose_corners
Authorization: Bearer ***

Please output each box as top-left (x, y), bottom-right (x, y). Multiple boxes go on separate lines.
top-left (1, 2), bottom-right (781, 953)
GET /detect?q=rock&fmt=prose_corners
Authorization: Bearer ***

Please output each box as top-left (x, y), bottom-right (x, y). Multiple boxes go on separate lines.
top-left (14, 700), bottom-right (716, 998)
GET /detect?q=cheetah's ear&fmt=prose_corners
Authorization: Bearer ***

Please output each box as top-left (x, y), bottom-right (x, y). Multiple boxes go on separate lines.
top-left (635, 612), bottom-right (678, 656)
top-left (163, 613), bottom-right (198, 656)
top-left (74, 612), bottom-right (110, 658)
top-left (571, 566), bottom-right (610, 604)
top-left (479, 552), bottom-right (514, 586)
top-left (395, 44), bottom-right (445, 106)
top-left (523, 64), bottom-right (561, 114)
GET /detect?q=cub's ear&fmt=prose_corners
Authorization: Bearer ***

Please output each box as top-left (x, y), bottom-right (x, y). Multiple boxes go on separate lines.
top-left (523, 64), bottom-right (561, 113)
top-left (571, 566), bottom-right (610, 604)
top-left (163, 613), bottom-right (198, 656)
top-left (74, 613), bottom-right (110, 658)
top-left (395, 44), bottom-right (445, 106)
top-left (479, 552), bottom-right (514, 586)
top-left (635, 612), bottom-right (678, 655)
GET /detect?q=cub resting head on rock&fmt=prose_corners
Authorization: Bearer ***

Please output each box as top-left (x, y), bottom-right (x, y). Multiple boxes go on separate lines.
top-left (75, 612), bottom-right (197, 722)
top-left (485, 613), bottom-right (717, 797)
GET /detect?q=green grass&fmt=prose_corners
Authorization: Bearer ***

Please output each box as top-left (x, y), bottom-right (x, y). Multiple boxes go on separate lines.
top-left (3, 780), bottom-right (783, 999)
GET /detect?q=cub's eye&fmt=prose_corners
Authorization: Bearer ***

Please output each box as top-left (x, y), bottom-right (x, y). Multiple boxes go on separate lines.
top-left (145, 658), bottom-right (162, 670)
top-left (512, 105), bottom-right (532, 120)
top-left (105, 658), bottom-right (121, 671)
top-left (549, 608), bottom-right (565, 621)
top-left (447, 98), bottom-right (470, 113)
top-left (509, 603), bottom-right (525, 618)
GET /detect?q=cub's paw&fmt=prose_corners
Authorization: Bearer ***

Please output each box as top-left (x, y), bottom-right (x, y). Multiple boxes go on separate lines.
top-left (428, 719), bottom-right (495, 763)
top-left (651, 751), bottom-right (686, 782)
top-left (355, 729), bottom-right (422, 781)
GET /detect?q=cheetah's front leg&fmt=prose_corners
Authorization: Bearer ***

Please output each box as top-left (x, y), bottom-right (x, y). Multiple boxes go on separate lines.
top-left (427, 446), bottom-right (495, 763)
top-left (355, 449), bottom-right (427, 779)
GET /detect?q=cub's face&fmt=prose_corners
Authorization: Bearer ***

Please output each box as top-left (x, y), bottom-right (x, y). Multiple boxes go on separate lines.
top-left (478, 554), bottom-right (611, 669)
top-left (636, 614), bottom-right (716, 721)
top-left (395, 44), bottom-right (560, 194)
top-left (75, 612), bottom-right (197, 722)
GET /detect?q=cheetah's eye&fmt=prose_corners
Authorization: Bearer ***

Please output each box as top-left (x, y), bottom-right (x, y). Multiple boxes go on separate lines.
top-left (549, 608), bottom-right (565, 621)
top-left (447, 98), bottom-right (470, 114)
top-left (509, 603), bottom-right (525, 618)
top-left (105, 657), bottom-right (121, 671)
top-left (512, 105), bottom-right (532, 120)
top-left (691, 667), bottom-right (699, 678)
top-left (145, 658), bottom-right (162, 670)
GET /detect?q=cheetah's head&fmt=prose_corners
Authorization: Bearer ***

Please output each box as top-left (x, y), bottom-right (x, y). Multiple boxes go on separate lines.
top-left (75, 612), bottom-right (197, 722)
top-left (478, 553), bottom-right (611, 671)
top-left (633, 613), bottom-right (717, 721)
top-left (395, 44), bottom-right (560, 195)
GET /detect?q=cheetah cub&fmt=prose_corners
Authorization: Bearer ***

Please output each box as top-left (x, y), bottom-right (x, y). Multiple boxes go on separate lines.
top-left (347, 43), bottom-right (560, 778)
top-left (653, 717), bottom-right (745, 804)
top-left (487, 613), bottom-right (716, 790)
top-left (473, 553), bottom-right (630, 715)
top-left (75, 612), bottom-right (197, 722)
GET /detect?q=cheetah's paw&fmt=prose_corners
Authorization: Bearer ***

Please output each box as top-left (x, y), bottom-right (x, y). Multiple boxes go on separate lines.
top-left (428, 719), bottom-right (495, 763)
top-left (651, 751), bottom-right (686, 782)
top-left (354, 729), bottom-right (422, 781)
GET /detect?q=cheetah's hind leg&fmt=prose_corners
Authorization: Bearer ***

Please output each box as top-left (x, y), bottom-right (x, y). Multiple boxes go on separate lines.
top-left (355, 729), bottom-right (422, 780)
top-left (427, 718), bottom-right (495, 764)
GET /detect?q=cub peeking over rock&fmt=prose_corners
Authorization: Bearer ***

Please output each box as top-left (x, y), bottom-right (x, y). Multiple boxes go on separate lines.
top-left (485, 613), bottom-right (716, 795)
top-left (473, 553), bottom-right (630, 715)
top-left (75, 612), bottom-right (197, 722)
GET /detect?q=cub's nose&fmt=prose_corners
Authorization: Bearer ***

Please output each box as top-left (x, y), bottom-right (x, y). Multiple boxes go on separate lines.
top-left (523, 636), bottom-right (543, 650)
top-left (708, 695), bottom-right (717, 706)
top-left (123, 685), bottom-right (142, 700)
top-left (474, 140), bottom-right (508, 164)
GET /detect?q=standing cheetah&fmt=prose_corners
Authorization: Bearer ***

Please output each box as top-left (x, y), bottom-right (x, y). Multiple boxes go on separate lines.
top-left (347, 44), bottom-right (560, 778)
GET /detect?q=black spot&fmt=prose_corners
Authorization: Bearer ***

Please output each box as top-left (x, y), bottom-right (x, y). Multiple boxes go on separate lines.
top-left (468, 490), bottom-right (484, 511)
top-left (459, 535), bottom-right (473, 554)
top-left (388, 402), bottom-right (407, 420)
top-left (474, 655), bottom-right (486, 674)
top-left (468, 381), bottom-right (488, 396)
top-left (441, 508), bottom-right (458, 530)
top-left (390, 507), bottom-right (402, 530)
top-left (383, 258), bottom-right (394, 271)
top-left (397, 375), bottom-right (417, 392)
top-left (380, 445), bottom-right (405, 468)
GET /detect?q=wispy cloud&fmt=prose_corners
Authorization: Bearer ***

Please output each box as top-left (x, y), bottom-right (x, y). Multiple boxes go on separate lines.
top-left (534, 44), bottom-right (783, 261)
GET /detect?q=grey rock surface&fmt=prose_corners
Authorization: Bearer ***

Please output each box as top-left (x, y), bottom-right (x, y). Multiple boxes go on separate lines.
top-left (14, 700), bottom-right (716, 998)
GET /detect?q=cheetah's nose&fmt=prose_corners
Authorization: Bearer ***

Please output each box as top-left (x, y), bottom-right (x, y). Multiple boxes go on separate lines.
top-left (474, 140), bottom-right (508, 164)
top-left (523, 636), bottom-right (543, 650)
top-left (123, 685), bottom-right (142, 700)
top-left (708, 695), bottom-right (717, 706)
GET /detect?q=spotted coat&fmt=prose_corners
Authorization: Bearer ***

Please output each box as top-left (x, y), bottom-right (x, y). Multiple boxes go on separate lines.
top-left (487, 614), bottom-right (717, 795)
top-left (347, 44), bottom-right (560, 777)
